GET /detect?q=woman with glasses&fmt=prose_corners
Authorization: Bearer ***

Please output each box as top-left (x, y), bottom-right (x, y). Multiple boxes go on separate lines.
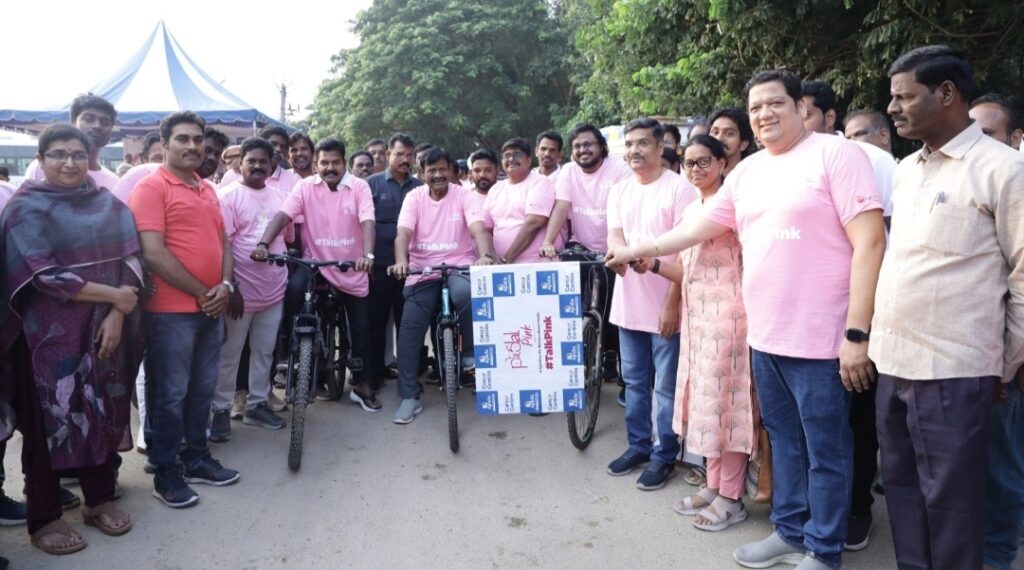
top-left (653, 135), bottom-right (755, 532)
top-left (0, 124), bottom-right (143, 554)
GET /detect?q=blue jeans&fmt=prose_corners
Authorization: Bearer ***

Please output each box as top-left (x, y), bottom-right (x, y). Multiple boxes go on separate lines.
top-left (752, 350), bottom-right (852, 569)
top-left (144, 312), bottom-right (223, 473)
top-left (618, 328), bottom-right (680, 464)
top-left (985, 382), bottom-right (1024, 570)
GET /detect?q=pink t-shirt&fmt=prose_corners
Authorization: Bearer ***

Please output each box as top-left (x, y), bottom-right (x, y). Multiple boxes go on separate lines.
top-left (25, 158), bottom-right (119, 192)
top-left (219, 168), bottom-right (241, 188)
top-left (112, 163), bottom-right (161, 204)
top-left (280, 172), bottom-right (374, 297)
top-left (268, 166), bottom-right (303, 194)
top-left (219, 181), bottom-right (293, 312)
top-left (482, 170), bottom-right (556, 263)
top-left (554, 158), bottom-right (632, 251)
top-left (607, 169), bottom-right (696, 333)
top-left (703, 133), bottom-right (882, 359)
top-left (397, 183), bottom-right (483, 286)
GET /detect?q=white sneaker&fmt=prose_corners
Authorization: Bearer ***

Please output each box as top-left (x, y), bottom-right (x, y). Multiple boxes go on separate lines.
top-left (267, 391), bottom-right (287, 412)
top-left (392, 398), bottom-right (423, 424)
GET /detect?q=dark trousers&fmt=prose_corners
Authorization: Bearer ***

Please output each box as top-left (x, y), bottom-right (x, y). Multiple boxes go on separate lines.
top-left (284, 267), bottom-right (372, 387)
top-left (580, 263), bottom-right (619, 362)
top-left (396, 277), bottom-right (473, 399)
top-left (366, 266), bottom-right (405, 384)
top-left (876, 374), bottom-right (998, 570)
top-left (17, 370), bottom-right (115, 535)
top-left (849, 385), bottom-right (878, 517)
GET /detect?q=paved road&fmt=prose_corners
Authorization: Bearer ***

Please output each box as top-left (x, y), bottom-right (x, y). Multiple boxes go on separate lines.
top-left (0, 380), bottom-right (1011, 569)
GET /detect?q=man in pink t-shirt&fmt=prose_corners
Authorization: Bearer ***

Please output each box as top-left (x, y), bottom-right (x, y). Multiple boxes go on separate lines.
top-left (212, 138), bottom-right (292, 439)
top-left (481, 138), bottom-right (557, 264)
top-left (602, 118), bottom-right (696, 492)
top-left (540, 124), bottom-right (633, 383)
top-left (253, 137), bottom-right (381, 412)
top-left (24, 94), bottom-right (120, 192)
top-left (387, 147), bottom-right (497, 424)
top-left (607, 71), bottom-right (885, 569)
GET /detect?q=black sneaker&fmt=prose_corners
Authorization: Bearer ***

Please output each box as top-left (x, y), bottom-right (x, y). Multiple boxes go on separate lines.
top-left (0, 492), bottom-right (26, 526)
top-left (844, 514), bottom-right (873, 551)
top-left (153, 472), bottom-right (199, 508)
top-left (602, 351), bottom-right (620, 382)
top-left (607, 449), bottom-right (650, 476)
top-left (209, 409), bottom-right (231, 443)
top-left (425, 365), bottom-right (441, 385)
top-left (184, 456), bottom-right (240, 486)
top-left (243, 403), bottom-right (286, 430)
top-left (636, 460), bottom-right (675, 490)
top-left (59, 486), bottom-right (80, 510)
top-left (384, 364), bottom-right (399, 379)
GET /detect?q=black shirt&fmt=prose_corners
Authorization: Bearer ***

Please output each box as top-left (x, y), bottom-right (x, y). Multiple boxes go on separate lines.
top-left (366, 168), bottom-right (423, 266)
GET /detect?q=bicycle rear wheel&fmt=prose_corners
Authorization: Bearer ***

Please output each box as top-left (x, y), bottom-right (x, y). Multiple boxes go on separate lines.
top-left (289, 336), bottom-right (313, 471)
top-left (567, 316), bottom-right (602, 450)
top-left (442, 328), bottom-right (459, 453)
top-left (321, 323), bottom-right (342, 401)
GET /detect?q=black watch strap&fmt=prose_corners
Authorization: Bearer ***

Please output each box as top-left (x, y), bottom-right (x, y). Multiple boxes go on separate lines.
top-left (651, 258), bottom-right (661, 274)
top-left (845, 328), bottom-right (870, 342)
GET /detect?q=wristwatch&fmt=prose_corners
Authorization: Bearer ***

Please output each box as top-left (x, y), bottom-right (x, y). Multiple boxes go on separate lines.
top-left (221, 280), bottom-right (236, 294)
top-left (651, 259), bottom-right (662, 274)
top-left (845, 328), bottom-right (870, 343)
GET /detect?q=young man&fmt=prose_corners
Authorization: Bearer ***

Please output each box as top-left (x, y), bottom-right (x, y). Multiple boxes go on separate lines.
top-left (24, 94), bottom-right (119, 191)
top-left (197, 127), bottom-right (229, 182)
top-left (607, 71), bottom-right (885, 569)
top-left (288, 132), bottom-right (316, 179)
top-left (467, 148), bottom-right (499, 196)
top-left (708, 107), bottom-right (756, 176)
top-left (387, 147), bottom-right (496, 424)
top-left (481, 138), bottom-right (556, 264)
top-left (873, 46), bottom-right (1024, 570)
top-left (130, 112), bottom-right (241, 508)
top-left (253, 138), bottom-right (380, 411)
top-left (602, 118), bottom-right (695, 492)
top-left (533, 130), bottom-right (563, 181)
top-left (211, 137), bottom-right (291, 441)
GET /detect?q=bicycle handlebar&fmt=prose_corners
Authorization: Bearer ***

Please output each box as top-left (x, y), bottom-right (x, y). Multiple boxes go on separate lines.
top-left (403, 263), bottom-right (472, 276)
top-left (556, 242), bottom-right (607, 264)
top-left (257, 252), bottom-right (358, 271)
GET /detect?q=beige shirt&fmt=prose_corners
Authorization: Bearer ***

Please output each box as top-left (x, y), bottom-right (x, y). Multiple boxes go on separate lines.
top-left (870, 121), bottom-right (1024, 382)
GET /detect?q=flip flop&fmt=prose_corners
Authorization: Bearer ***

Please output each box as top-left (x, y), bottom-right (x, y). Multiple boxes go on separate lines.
top-left (674, 487), bottom-right (718, 516)
top-left (83, 502), bottom-right (132, 537)
top-left (349, 389), bottom-right (383, 413)
top-left (31, 519), bottom-right (87, 555)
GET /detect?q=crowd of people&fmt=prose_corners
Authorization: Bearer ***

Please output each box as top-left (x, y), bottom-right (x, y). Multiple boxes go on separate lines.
top-left (0, 43), bottom-right (1020, 570)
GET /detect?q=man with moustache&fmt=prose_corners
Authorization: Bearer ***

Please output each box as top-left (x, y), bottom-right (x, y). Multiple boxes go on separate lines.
top-left (533, 130), bottom-right (563, 181)
top-left (970, 93), bottom-right (1023, 150)
top-left (365, 134), bottom-right (423, 389)
top-left (708, 107), bottom-right (756, 177)
top-left (288, 132), bottom-right (315, 179)
top-left (468, 148), bottom-right (499, 196)
top-left (349, 150), bottom-right (374, 180)
top-left (24, 94), bottom-right (119, 191)
top-left (365, 138), bottom-right (387, 175)
top-left (196, 127), bottom-right (229, 183)
top-left (220, 126), bottom-right (300, 193)
top-left (130, 111), bottom-right (241, 508)
top-left (844, 110), bottom-right (894, 155)
top-left (481, 138), bottom-right (557, 264)
top-left (873, 46), bottom-right (1024, 570)
top-left (607, 71), bottom-right (885, 569)
top-left (540, 124), bottom-right (631, 382)
top-left (387, 147), bottom-right (496, 423)
top-left (253, 138), bottom-right (380, 410)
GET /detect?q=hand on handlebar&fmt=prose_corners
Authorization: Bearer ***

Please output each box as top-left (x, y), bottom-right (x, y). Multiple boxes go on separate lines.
top-left (631, 257), bottom-right (653, 274)
top-left (250, 244), bottom-right (269, 261)
top-left (388, 262), bottom-right (409, 280)
top-left (355, 256), bottom-right (373, 272)
top-left (539, 243), bottom-right (557, 259)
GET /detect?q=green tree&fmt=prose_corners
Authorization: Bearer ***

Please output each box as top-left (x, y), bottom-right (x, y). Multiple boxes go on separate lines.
top-left (570, 0), bottom-right (1024, 129)
top-left (310, 0), bottom-right (576, 157)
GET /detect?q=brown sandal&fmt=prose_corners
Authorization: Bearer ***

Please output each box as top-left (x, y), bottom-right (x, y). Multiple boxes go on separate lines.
top-left (83, 502), bottom-right (132, 536)
top-left (30, 519), bottom-right (87, 555)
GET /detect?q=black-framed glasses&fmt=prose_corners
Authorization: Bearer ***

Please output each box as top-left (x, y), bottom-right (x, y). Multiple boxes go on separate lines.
top-left (43, 150), bottom-right (90, 163)
top-left (683, 156), bottom-right (714, 170)
top-left (571, 141), bottom-right (596, 152)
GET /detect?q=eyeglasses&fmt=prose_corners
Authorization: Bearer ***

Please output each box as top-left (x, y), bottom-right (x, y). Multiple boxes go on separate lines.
top-left (43, 150), bottom-right (90, 163)
top-left (501, 151), bottom-right (527, 161)
top-left (683, 156), bottom-right (714, 170)
top-left (571, 142), bottom-right (596, 152)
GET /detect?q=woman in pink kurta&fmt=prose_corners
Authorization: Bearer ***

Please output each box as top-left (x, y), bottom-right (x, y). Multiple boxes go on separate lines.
top-left (652, 135), bottom-right (755, 532)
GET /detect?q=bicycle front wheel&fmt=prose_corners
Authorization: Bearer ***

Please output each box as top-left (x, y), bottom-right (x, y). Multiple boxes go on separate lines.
top-left (289, 335), bottom-right (313, 471)
top-left (568, 316), bottom-right (602, 450)
top-left (442, 328), bottom-right (459, 453)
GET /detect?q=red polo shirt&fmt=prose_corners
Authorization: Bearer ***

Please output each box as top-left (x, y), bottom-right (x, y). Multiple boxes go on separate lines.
top-left (129, 166), bottom-right (225, 313)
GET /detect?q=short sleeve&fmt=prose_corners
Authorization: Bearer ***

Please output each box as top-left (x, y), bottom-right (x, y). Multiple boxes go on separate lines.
top-left (827, 141), bottom-right (883, 225)
top-left (129, 177), bottom-right (167, 233)
top-left (871, 153), bottom-right (896, 217)
top-left (702, 178), bottom-right (738, 231)
top-left (673, 179), bottom-right (697, 224)
top-left (463, 190), bottom-right (484, 226)
top-left (524, 177), bottom-right (555, 218)
top-left (220, 191), bottom-right (239, 240)
top-left (397, 190), bottom-right (419, 232)
top-left (606, 181), bottom-right (624, 231)
top-left (481, 192), bottom-right (495, 229)
top-left (554, 170), bottom-right (572, 203)
top-left (357, 184), bottom-right (375, 223)
top-left (279, 183), bottom-right (305, 221)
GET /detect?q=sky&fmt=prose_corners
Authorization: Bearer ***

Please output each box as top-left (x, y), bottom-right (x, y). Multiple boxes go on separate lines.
top-left (0, 0), bottom-right (373, 121)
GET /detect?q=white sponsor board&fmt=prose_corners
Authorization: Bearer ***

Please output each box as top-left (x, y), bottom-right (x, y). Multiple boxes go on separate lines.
top-left (470, 262), bottom-right (586, 415)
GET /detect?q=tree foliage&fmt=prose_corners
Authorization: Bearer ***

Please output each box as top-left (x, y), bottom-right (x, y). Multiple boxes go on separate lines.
top-left (569, 0), bottom-right (1024, 125)
top-left (310, 0), bottom-right (575, 157)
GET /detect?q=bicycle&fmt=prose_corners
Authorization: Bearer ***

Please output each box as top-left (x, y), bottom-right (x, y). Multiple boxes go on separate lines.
top-left (258, 252), bottom-right (355, 471)
top-left (400, 264), bottom-right (471, 453)
top-left (557, 241), bottom-right (612, 450)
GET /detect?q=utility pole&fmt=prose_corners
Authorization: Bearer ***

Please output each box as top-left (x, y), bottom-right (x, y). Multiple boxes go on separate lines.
top-left (278, 83), bottom-right (287, 123)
